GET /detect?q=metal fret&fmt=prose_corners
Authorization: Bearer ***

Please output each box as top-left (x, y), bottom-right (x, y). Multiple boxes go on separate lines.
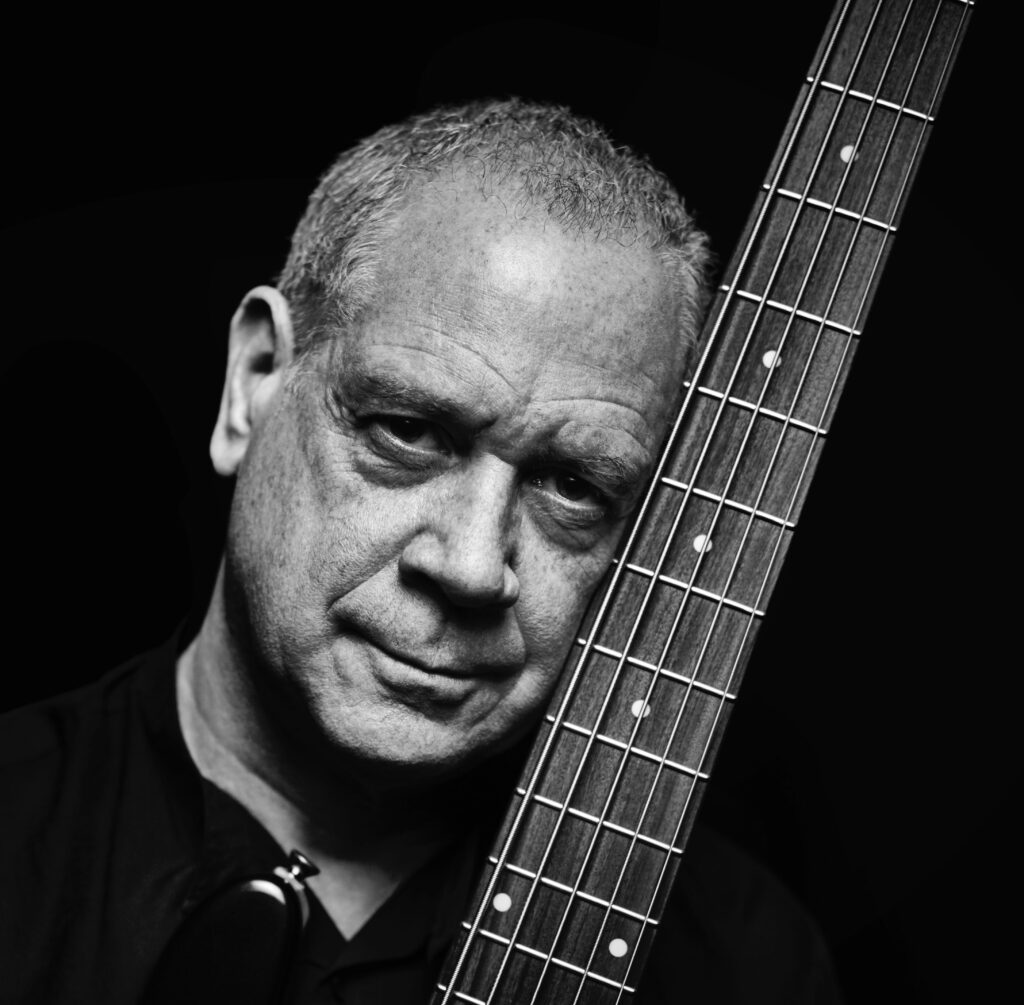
top-left (435, 991), bottom-right (487, 1005)
top-left (517, 788), bottom-right (688, 856)
top-left (574, 639), bottom-right (739, 701)
top-left (488, 857), bottom-right (661, 926)
top-left (464, 927), bottom-right (637, 993)
top-left (715, 285), bottom-right (862, 335)
top-left (814, 79), bottom-right (936, 121)
top-left (617, 560), bottom-right (767, 618)
top-left (658, 476), bottom-right (796, 529)
top-left (767, 184), bottom-right (898, 232)
top-left (693, 383), bottom-right (830, 437)
top-left (546, 716), bottom-right (712, 781)
top-left (463, 923), bottom-right (510, 942)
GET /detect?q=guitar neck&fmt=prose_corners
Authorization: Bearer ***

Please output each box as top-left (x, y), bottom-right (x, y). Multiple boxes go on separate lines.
top-left (433, 2), bottom-right (974, 1002)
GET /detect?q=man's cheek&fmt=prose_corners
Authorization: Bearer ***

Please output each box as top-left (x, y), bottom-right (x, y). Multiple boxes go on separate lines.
top-left (308, 433), bottom-right (366, 510)
top-left (312, 488), bottom-right (409, 588)
top-left (523, 552), bottom-right (605, 639)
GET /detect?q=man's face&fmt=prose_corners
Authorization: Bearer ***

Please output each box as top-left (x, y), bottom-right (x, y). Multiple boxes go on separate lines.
top-left (225, 178), bottom-right (686, 781)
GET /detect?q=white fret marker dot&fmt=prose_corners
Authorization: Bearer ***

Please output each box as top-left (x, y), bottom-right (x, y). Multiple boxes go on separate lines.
top-left (839, 144), bottom-right (857, 163)
top-left (630, 699), bottom-right (651, 719)
top-left (492, 892), bottom-right (512, 913)
top-left (693, 533), bottom-right (712, 553)
top-left (609, 938), bottom-right (629, 958)
top-left (761, 349), bottom-right (780, 369)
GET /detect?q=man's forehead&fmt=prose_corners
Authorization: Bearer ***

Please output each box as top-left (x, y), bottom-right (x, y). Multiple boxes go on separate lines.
top-left (302, 174), bottom-right (691, 479)
top-left (364, 176), bottom-right (689, 390)
top-left (385, 174), bottom-right (671, 292)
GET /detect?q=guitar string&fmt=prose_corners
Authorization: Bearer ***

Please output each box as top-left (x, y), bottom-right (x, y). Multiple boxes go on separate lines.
top-left (434, 0), bottom-right (950, 991)
top-left (432, 123), bottom-right (796, 1000)
top-left (610, 2), bottom-right (970, 1000)
top-left (557, 0), bottom-right (943, 992)
top-left (646, 0), bottom-right (968, 894)
top-left (548, 0), bottom-right (922, 998)
top-left (444, 1), bottom-right (875, 999)
top-left (573, 0), bottom-right (948, 997)
top-left (564, 0), bottom-right (967, 997)
top-left (432, 53), bottom-right (839, 1005)
top-left (457, 0), bottom-right (879, 1000)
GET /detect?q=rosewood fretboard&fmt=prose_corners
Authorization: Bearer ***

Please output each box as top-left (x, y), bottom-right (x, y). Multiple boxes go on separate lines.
top-left (433, 2), bottom-right (974, 1002)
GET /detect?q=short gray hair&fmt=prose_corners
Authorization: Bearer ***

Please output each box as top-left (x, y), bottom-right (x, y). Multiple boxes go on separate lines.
top-left (279, 98), bottom-right (710, 357)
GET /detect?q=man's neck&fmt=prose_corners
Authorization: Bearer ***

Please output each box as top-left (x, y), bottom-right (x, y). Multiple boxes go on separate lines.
top-left (175, 590), bottom-right (465, 939)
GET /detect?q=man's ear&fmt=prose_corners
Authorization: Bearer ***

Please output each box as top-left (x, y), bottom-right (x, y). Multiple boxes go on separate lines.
top-left (210, 286), bottom-right (295, 476)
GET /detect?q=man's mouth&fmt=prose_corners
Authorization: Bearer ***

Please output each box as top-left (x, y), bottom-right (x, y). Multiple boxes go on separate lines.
top-left (337, 611), bottom-right (524, 677)
top-left (349, 626), bottom-right (475, 678)
top-left (353, 634), bottom-right (486, 705)
top-left (372, 641), bottom-right (472, 679)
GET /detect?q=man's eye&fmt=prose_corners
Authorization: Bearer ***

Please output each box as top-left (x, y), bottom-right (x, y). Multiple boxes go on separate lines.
top-left (534, 471), bottom-right (606, 509)
top-left (372, 416), bottom-right (450, 455)
top-left (385, 417), bottom-right (431, 444)
top-left (553, 473), bottom-right (598, 503)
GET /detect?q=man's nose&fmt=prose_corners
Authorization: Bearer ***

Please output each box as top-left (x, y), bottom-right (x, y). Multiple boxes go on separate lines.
top-left (398, 461), bottom-right (520, 609)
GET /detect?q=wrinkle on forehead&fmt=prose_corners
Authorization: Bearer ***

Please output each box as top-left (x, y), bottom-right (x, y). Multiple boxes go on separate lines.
top-left (340, 175), bottom-right (687, 445)
top-left (358, 340), bottom-right (523, 418)
top-left (353, 327), bottom-right (667, 447)
top-left (381, 271), bottom-right (677, 399)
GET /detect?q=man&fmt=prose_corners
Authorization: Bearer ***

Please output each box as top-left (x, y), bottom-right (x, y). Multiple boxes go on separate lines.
top-left (1, 99), bottom-right (840, 1003)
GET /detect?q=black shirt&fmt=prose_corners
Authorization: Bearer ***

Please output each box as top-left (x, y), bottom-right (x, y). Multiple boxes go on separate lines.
top-left (0, 637), bottom-right (842, 1004)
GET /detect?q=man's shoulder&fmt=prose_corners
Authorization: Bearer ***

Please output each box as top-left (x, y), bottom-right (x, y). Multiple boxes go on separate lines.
top-left (1, 656), bottom-right (139, 761)
top-left (679, 823), bottom-right (814, 930)
top-left (0, 639), bottom-right (180, 842)
top-left (0, 646), bottom-right (163, 765)
top-left (639, 824), bottom-right (843, 1004)
top-left (0, 636), bottom-right (198, 1003)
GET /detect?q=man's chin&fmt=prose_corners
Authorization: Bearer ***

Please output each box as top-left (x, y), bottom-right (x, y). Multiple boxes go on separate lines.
top-left (299, 674), bottom-right (503, 780)
top-left (281, 634), bottom-right (542, 786)
top-left (323, 712), bottom-right (509, 787)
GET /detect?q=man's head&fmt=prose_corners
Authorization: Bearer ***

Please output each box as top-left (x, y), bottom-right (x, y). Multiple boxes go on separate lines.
top-left (210, 99), bottom-right (709, 784)
top-left (278, 98), bottom-right (708, 363)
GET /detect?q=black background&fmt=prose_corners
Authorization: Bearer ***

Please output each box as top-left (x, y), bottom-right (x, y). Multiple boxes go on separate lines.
top-left (0, 3), bottom-right (1011, 1002)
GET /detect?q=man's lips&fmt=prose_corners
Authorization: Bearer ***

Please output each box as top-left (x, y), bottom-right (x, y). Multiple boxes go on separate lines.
top-left (365, 638), bottom-right (464, 678)
top-left (346, 625), bottom-right (512, 680)
top-left (338, 626), bottom-right (519, 707)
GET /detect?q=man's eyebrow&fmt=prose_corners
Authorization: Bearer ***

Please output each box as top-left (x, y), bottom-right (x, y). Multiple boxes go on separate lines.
top-left (336, 370), bottom-right (481, 423)
top-left (538, 444), bottom-right (651, 501)
top-left (337, 369), bottom-right (652, 498)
